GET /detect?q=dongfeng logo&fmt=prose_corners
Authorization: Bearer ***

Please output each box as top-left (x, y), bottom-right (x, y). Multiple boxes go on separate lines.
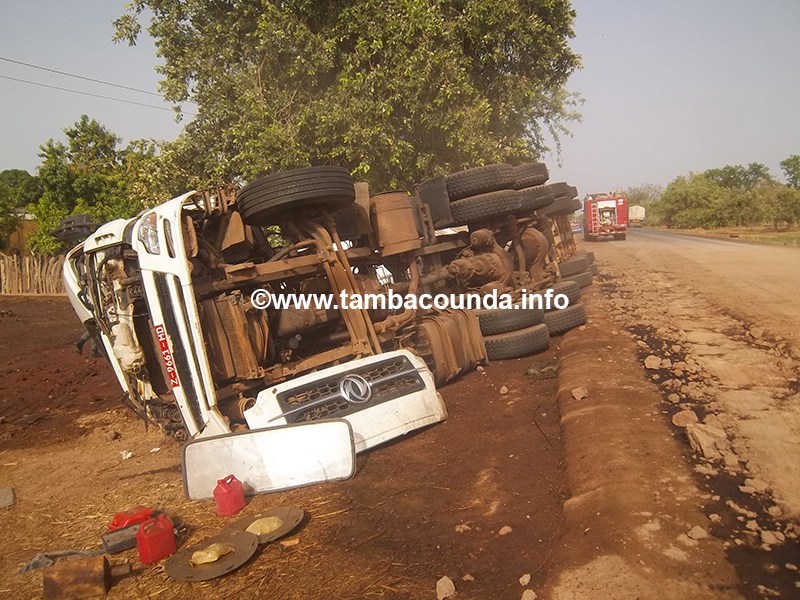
top-left (339, 374), bottom-right (372, 404)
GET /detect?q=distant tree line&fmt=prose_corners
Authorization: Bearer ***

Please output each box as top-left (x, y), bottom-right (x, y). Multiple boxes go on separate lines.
top-left (626, 158), bottom-right (800, 230)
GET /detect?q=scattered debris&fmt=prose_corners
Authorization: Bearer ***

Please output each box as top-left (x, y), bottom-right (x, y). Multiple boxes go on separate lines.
top-left (42, 555), bottom-right (130, 599)
top-left (119, 451), bottom-right (133, 460)
top-left (499, 525), bottom-right (513, 536)
top-left (436, 575), bottom-right (456, 599)
top-left (685, 423), bottom-right (728, 460)
top-left (571, 387), bottom-right (589, 401)
top-left (687, 526), bottom-right (708, 540)
top-left (104, 431), bottom-right (121, 442)
top-left (644, 355), bottom-right (662, 369)
top-left (525, 362), bottom-right (558, 380)
top-left (149, 447), bottom-right (161, 454)
top-left (455, 523), bottom-right (471, 534)
top-left (519, 573), bottom-right (531, 586)
top-left (671, 409), bottom-right (698, 428)
top-left (499, 385), bottom-right (509, 395)
top-left (521, 590), bottom-right (538, 600)
top-left (280, 538), bottom-right (300, 548)
top-left (462, 573), bottom-right (475, 582)
top-left (0, 486), bottom-right (15, 509)
top-left (760, 530), bottom-right (785, 546)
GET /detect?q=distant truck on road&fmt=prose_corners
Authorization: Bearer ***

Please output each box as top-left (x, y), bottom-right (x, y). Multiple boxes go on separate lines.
top-left (629, 205), bottom-right (646, 227)
top-left (583, 193), bottom-right (628, 241)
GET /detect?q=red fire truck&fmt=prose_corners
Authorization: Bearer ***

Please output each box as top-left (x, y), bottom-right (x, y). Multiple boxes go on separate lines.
top-left (582, 193), bottom-right (628, 241)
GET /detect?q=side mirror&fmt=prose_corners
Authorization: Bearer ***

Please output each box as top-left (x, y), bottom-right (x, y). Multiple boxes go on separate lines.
top-left (183, 419), bottom-right (356, 500)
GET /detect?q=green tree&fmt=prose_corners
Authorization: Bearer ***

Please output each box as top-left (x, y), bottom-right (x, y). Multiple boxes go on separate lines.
top-left (0, 169), bottom-right (42, 209)
top-left (757, 184), bottom-right (800, 230)
top-left (651, 174), bottom-right (727, 229)
top-left (703, 163), bottom-right (773, 190)
top-left (30, 116), bottom-right (152, 253)
top-left (114, 0), bottom-right (581, 190)
top-left (780, 155), bottom-right (800, 189)
top-left (0, 187), bottom-right (20, 248)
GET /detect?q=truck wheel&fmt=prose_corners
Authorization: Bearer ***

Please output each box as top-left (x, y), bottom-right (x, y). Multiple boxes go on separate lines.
top-left (475, 303), bottom-right (544, 336)
top-left (513, 162), bottom-right (549, 188)
top-left (518, 185), bottom-right (555, 212)
top-left (574, 250), bottom-right (595, 264)
top-left (446, 164), bottom-right (515, 201)
top-left (540, 195), bottom-right (579, 217)
top-left (559, 255), bottom-right (590, 277)
top-left (614, 233), bottom-right (627, 241)
top-left (237, 166), bottom-right (356, 226)
top-left (544, 302), bottom-right (587, 336)
top-left (563, 269), bottom-right (593, 288)
top-left (545, 280), bottom-right (581, 306)
top-left (484, 323), bottom-right (550, 360)
top-left (449, 190), bottom-right (522, 224)
top-left (547, 182), bottom-right (578, 199)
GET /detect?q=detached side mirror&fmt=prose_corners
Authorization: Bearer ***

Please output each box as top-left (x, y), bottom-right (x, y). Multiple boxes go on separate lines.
top-left (183, 419), bottom-right (356, 500)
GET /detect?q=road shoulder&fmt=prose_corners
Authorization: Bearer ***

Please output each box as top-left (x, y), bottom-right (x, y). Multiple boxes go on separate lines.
top-left (545, 284), bottom-right (741, 599)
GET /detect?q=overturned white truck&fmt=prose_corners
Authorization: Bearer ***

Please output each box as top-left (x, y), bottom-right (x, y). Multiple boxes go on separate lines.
top-left (63, 164), bottom-right (580, 495)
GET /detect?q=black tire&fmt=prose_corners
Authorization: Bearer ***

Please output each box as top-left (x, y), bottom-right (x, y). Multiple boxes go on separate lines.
top-left (446, 164), bottom-right (516, 201)
top-left (237, 166), bottom-right (355, 226)
top-left (513, 162), bottom-right (549, 189)
top-left (574, 250), bottom-right (595, 264)
top-left (475, 303), bottom-right (545, 336)
top-left (540, 195), bottom-right (579, 218)
top-left (569, 198), bottom-right (582, 212)
top-left (590, 262), bottom-right (599, 276)
top-left (545, 280), bottom-right (581, 307)
top-left (559, 255), bottom-right (590, 277)
top-left (449, 190), bottom-right (522, 224)
top-left (484, 323), bottom-right (550, 360)
top-left (518, 185), bottom-right (555, 212)
top-left (547, 182), bottom-right (578, 199)
top-left (563, 269), bottom-right (593, 288)
top-left (544, 302), bottom-right (587, 336)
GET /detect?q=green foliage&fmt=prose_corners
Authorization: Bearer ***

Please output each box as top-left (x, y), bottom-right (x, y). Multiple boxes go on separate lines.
top-left (780, 155), bottom-right (800, 189)
top-left (114, 0), bottom-right (581, 190)
top-left (624, 183), bottom-right (662, 219)
top-left (0, 186), bottom-right (20, 247)
top-left (703, 163), bottom-right (773, 190)
top-left (0, 169), bottom-right (42, 209)
top-left (651, 174), bottom-right (727, 229)
top-left (655, 163), bottom-right (800, 230)
top-left (29, 116), bottom-right (154, 254)
top-left (0, 169), bottom-right (41, 248)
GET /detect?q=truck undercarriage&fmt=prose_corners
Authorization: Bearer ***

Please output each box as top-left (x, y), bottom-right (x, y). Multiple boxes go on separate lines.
top-left (65, 163), bottom-right (583, 448)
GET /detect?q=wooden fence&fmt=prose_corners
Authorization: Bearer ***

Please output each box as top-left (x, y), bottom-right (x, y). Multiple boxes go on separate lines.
top-left (0, 253), bottom-right (66, 295)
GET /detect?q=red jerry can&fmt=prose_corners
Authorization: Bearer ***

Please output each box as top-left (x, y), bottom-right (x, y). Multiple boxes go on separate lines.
top-left (213, 474), bottom-right (246, 516)
top-left (136, 514), bottom-right (176, 564)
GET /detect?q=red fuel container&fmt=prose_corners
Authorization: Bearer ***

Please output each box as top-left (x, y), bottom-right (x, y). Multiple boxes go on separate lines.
top-left (214, 474), bottom-right (246, 516)
top-left (108, 505), bottom-right (153, 531)
top-left (136, 514), bottom-right (176, 564)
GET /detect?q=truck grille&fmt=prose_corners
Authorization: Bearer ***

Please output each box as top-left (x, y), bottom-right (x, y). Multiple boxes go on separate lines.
top-left (276, 355), bottom-right (425, 423)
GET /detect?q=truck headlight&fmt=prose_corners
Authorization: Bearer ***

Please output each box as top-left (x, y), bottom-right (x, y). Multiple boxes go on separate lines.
top-left (137, 212), bottom-right (160, 255)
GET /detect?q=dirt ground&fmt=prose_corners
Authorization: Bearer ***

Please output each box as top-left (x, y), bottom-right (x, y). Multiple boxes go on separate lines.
top-left (0, 297), bottom-right (566, 599)
top-left (2, 230), bottom-right (800, 598)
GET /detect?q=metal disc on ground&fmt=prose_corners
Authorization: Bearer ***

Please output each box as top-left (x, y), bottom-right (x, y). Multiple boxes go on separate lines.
top-left (165, 529), bottom-right (259, 582)
top-left (222, 506), bottom-right (305, 544)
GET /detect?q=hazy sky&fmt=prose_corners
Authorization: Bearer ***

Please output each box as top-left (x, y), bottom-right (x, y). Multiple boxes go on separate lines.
top-left (1, 1), bottom-right (799, 198)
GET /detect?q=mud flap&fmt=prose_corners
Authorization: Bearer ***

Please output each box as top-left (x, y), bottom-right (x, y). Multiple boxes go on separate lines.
top-left (415, 309), bottom-right (487, 386)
